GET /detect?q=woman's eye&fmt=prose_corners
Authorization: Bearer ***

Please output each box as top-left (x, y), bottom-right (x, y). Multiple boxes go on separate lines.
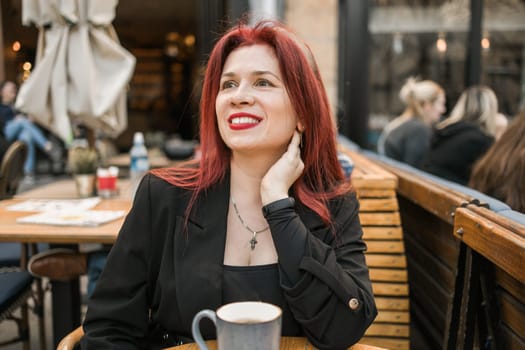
top-left (255, 79), bottom-right (273, 87)
top-left (221, 81), bottom-right (237, 89)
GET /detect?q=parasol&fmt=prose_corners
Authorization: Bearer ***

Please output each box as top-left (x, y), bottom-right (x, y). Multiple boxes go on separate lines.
top-left (15, 0), bottom-right (136, 144)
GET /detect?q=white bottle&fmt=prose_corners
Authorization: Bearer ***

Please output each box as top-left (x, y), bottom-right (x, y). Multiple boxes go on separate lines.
top-left (129, 132), bottom-right (149, 198)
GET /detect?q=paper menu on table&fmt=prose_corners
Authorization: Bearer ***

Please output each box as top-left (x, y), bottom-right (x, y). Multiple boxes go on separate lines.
top-left (6, 198), bottom-right (101, 212)
top-left (16, 210), bottom-right (126, 227)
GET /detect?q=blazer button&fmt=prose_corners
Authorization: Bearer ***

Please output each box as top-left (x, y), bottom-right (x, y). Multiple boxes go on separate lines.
top-left (348, 298), bottom-right (360, 310)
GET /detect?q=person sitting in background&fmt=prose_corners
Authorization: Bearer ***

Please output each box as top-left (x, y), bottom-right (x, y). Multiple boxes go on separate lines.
top-left (421, 85), bottom-right (500, 185)
top-left (0, 80), bottom-right (61, 184)
top-left (377, 77), bottom-right (445, 168)
top-left (81, 20), bottom-right (377, 349)
top-left (469, 109), bottom-right (525, 213)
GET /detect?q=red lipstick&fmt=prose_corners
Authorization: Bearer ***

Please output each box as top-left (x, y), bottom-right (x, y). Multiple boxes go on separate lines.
top-left (228, 113), bottom-right (262, 130)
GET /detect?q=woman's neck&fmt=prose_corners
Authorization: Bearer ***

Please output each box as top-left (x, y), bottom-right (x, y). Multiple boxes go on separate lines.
top-left (229, 151), bottom-right (280, 202)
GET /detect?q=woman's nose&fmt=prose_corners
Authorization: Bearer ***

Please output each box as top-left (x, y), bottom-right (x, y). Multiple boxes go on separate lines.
top-left (230, 87), bottom-right (255, 106)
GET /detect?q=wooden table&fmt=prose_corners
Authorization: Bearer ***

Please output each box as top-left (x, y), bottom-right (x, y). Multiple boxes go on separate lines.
top-left (168, 337), bottom-right (386, 349)
top-left (0, 178), bottom-right (132, 347)
top-left (0, 179), bottom-right (132, 244)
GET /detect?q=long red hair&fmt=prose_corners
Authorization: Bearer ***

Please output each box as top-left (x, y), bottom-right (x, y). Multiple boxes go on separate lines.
top-left (152, 20), bottom-right (350, 226)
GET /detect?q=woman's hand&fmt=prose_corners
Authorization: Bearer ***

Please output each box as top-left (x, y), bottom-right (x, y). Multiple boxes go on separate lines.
top-left (260, 130), bottom-right (304, 205)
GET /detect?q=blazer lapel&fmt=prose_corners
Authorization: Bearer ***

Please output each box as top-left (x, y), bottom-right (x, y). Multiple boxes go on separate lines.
top-left (174, 174), bottom-right (230, 327)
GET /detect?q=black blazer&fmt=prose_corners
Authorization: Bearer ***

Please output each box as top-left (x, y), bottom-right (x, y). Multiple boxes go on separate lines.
top-left (82, 172), bottom-right (377, 350)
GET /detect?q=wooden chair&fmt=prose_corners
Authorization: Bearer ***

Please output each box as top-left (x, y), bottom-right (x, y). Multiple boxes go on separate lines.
top-left (0, 243), bottom-right (47, 350)
top-left (0, 140), bottom-right (48, 350)
top-left (0, 141), bottom-right (28, 199)
top-left (0, 268), bottom-right (36, 349)
top-left (57, 326), bottom-right (83, 350)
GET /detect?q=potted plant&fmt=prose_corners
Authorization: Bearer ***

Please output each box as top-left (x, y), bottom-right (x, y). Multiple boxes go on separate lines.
top-left (68, 146), bottom-right (100, 197)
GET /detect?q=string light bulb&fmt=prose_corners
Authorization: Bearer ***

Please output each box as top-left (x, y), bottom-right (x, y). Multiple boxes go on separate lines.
top-left (12, 41), bottom-right (21, 52)
top-left (392, 32), bottom-right (403, 55)
top-left (481, 32), bottom-right (490, 51)
top-left (436, 33), bottom-right (447, 53)
top-left (22, 61), bottom-right (32, 81)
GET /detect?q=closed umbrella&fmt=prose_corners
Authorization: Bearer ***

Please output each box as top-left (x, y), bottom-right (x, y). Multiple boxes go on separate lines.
top-left (15, 0), bottom-right (136, 144)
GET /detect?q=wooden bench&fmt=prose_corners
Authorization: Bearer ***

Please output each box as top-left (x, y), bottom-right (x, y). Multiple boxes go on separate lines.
top-left (452, 206), bottom-right (525, 349)
top-left (346, 150), bottom-right (410, 350)
top-left (362, 150), bottom-right (525, 349)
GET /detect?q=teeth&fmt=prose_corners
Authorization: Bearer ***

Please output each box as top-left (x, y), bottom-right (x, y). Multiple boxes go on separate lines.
top-left (231, 116), bottom-right (259, 124)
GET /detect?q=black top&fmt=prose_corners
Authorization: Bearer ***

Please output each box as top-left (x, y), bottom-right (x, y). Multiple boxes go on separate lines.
top-left (222, 264), bottom-right (301, 336)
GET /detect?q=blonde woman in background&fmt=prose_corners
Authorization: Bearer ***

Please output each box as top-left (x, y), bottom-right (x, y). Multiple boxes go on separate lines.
top-left (422, 85), bottom-right (500, 185)
top-left (377, 77), bottom-right (446, 167)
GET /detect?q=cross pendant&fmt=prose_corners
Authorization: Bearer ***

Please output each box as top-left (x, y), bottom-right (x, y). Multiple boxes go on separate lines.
top-left (250, 232), bottom-right (258, 250)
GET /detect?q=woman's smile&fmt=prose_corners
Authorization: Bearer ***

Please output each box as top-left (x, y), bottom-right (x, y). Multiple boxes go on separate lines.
top-left (228, 112), bottom-right (262, 130)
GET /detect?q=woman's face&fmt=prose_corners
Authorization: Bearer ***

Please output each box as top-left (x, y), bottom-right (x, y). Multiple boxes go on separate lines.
top-left (423, 92), bottom-right (446, 124)
top-left (215, 44), bottom-right (298, 156)
top-left (1, 82), bottom-right (17, 105)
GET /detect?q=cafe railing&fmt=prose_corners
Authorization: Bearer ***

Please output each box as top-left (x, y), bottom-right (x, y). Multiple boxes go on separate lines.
top-left (357, 148), bottom-right (525, 350)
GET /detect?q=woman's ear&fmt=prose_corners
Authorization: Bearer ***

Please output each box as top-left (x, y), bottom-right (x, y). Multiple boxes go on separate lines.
top-left (296, 121), bottom-right (305, 132)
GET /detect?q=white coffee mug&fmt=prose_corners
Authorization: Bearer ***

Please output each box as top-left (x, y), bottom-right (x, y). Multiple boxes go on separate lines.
top-left (191, 301), bottom-right (282, 350)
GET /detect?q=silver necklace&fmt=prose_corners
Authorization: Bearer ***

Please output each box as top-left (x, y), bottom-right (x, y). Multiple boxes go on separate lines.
top-left (230, 197), bottom-right (269, 250)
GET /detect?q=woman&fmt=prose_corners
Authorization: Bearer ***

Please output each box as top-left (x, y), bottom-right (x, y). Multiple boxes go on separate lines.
top-left (81, 21), bottom-right (377, 349)
top-left (422, 85), bottom-right (499, 185)
top-left (0, 80), bottom-right (59, 181)
top-left (469, 109), bottom-right (525, 213)
top-left (377, 77), bottom-right (445, 167)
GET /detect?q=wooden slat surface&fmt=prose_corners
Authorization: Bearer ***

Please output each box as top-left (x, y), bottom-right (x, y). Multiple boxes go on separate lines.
top-left (357, 189), bottom-right (396, 198)
top-left (365, 255), bottom-right (407, 268)
top-left (372, 282), bottom-right (409, 296)
top-left (362, 227), bottom-right (403, 240)
top-left (366, 241), bottom-right (405, 254)
top-left (360, 337), bottom-right (409, 350)
top-left (453, 207), bottom-right (525, 284)
top-left (468, 205), bottom-right (525, 238)
top-left (363, 151), bottom-right (525, 349)
top-left (365, 323), bottom-right (410, 337)
top-left (500, 291), bottom-right (525, 338)
top-left (495, 267), bottom-right (525, 305)
top-left (345, 150), bottom-right (398, 190)
top-left (359, 212), bottom-right (401, 226)
top-left (359, 198), bottom-right (399, 211)
top-left (374, 297), bottom-right (409, 311)
top-left (369, 268), bottom-right (408, 282)
top-left (373, 161), bottom-right (470, 225)
top-left (345, 149), bottom-right (410, 349)
top-left (374, 310), bottom-right (410, 323)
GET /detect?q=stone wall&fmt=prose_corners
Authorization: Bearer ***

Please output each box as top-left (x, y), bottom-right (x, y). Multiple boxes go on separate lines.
top-left (285, 0), bottom-right (338, 116)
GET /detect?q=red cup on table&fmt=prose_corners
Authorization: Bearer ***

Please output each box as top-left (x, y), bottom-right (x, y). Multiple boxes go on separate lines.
top-left (97, 166), bottom-right (119, 198)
